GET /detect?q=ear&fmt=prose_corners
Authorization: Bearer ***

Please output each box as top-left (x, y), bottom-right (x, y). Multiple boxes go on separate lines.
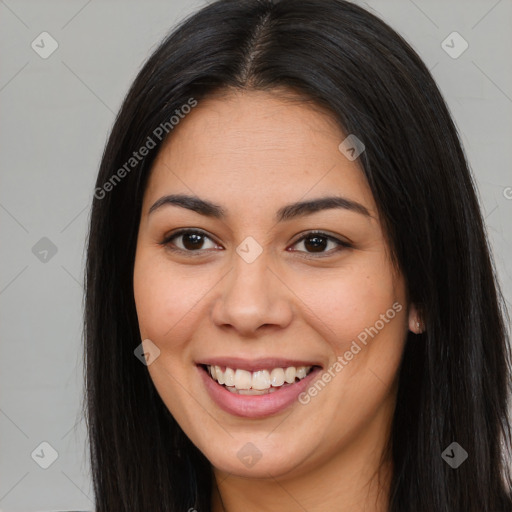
top-left (408, 303), bottom-right (424, 334)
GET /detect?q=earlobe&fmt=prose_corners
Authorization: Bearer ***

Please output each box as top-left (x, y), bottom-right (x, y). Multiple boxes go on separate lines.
top-left (408, 303), bottom-right (424, 334)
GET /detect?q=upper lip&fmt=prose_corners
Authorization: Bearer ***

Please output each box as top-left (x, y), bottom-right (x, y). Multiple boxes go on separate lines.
top-left (197, 357), bottom-right (323, 372)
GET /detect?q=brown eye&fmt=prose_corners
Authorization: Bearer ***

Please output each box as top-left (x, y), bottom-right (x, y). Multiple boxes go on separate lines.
top-left (301, 234), bottom-right (329, 252)
top-left (162, 229), bottom-right (220, 253)
top-left (290, 231), bottom-right (351, 256)
top-left (179, 232), bottom-right (207, 250)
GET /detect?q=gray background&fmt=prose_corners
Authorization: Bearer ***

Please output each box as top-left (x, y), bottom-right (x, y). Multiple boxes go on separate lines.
top-left (1, 1), bottom-right (511, 511)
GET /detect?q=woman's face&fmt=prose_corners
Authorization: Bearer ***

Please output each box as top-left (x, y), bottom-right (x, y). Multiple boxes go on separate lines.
top-left (133, 89), bottom-right (417, 480)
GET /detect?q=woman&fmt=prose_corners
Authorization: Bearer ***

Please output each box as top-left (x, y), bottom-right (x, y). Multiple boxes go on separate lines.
top-left (84, 0), bottom-right (512, 510)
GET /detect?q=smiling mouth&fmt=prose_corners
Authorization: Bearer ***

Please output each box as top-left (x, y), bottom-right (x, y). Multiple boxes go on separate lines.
top-left (201, 364), bottom-right (319, 395)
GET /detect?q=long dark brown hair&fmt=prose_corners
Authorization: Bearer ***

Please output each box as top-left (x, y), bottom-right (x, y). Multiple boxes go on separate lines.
top-left (83, 0), bottom-right (512, 509)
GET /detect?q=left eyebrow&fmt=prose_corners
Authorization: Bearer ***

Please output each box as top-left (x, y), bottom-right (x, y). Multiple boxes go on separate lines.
top-left (148, 193), bottom-right (372, 221)
top-left (275, 196), bottom-right (372, 221)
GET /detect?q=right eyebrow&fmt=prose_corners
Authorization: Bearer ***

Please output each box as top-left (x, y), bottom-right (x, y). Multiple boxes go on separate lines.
top-left (149, 194), bottom-right (225, 218)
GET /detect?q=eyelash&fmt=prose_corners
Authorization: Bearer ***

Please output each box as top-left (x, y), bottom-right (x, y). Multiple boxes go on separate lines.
top-left (160, 229), bottom-right (351, 258)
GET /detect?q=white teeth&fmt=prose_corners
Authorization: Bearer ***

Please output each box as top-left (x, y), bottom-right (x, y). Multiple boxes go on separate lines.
top-left (234, 369), bottom-right (252, 390)
top-left (270, 368), bottom-right (285, 386)
top-left (284, 367), bottom-right (296, 384)
top-left (224, 367), bottom-right (235, 387)
top-left (251, 370), bottom-right (270, 390)
top-left (215, 366), bottom-right (225, 385)
top-left (206, 364), bottom-right (313, 392)
top-left (296, 366), bottom-right (307, 379)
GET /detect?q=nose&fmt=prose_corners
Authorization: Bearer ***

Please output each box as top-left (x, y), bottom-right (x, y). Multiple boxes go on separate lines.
top-left (210, 249), bottom-right (294, 336)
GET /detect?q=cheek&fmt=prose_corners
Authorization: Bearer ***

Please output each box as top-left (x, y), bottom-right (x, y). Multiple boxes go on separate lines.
top-left (132, 252), bottom-right (208, 427)
top-left (133, 251), bottom-right (211, 344)
top-left (291, 263), bottom-right (407, 439)
top-left (293, 260), bottom-right (403, 351)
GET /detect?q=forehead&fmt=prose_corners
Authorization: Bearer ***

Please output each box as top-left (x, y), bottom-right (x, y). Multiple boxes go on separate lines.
top-left (143, 89), bottom-right (376, 217)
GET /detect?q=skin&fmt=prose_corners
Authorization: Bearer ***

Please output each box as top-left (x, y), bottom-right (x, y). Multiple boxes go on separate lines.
top-left (133, 88), bottom-right (422, 512)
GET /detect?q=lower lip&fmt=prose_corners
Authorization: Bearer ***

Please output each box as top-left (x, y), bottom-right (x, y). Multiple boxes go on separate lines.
top-left (198, 365), bottom-right (322, 418)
